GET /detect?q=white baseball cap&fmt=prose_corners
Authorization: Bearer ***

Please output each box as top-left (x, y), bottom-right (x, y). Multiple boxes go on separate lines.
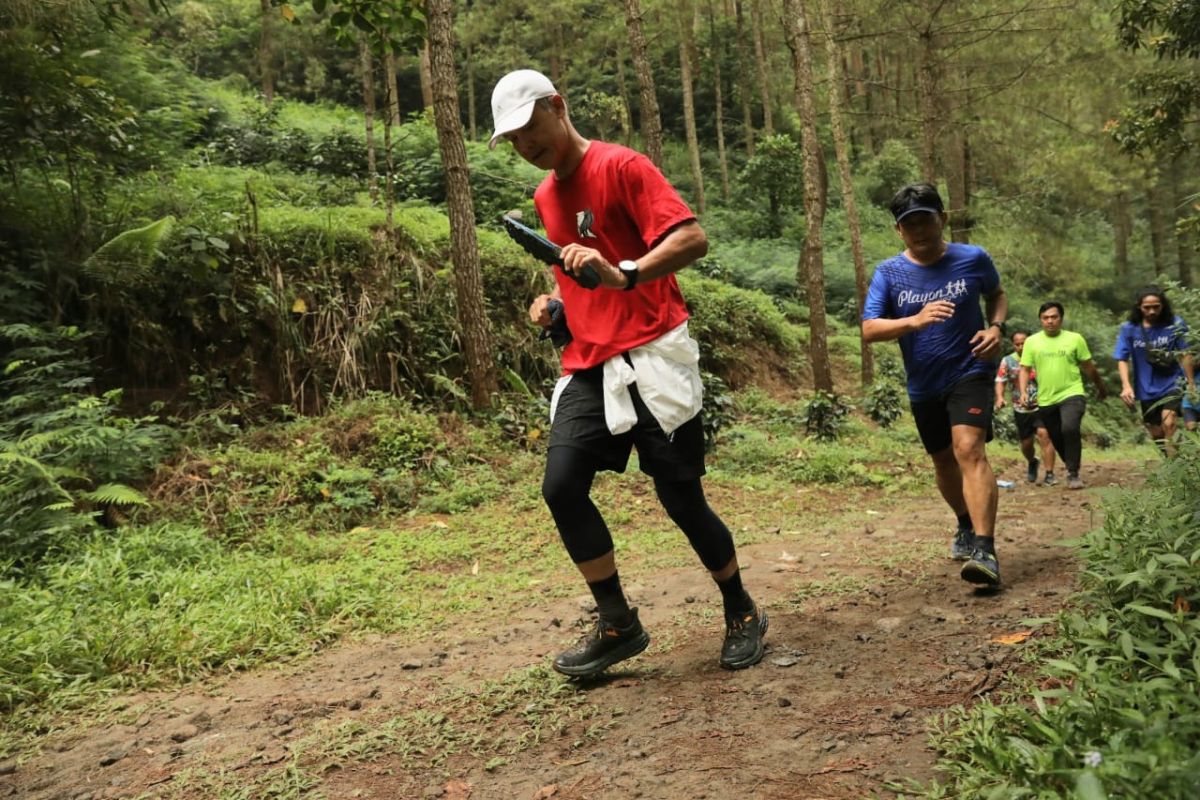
top-left (488, 69), bottom-right (558, 149)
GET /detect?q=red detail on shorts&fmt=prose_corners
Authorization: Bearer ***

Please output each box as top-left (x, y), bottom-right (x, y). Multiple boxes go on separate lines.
top-left (968, 407), bottom-right (983, 415)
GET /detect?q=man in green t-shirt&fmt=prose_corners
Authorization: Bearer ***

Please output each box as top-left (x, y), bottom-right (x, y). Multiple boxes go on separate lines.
top-left (1018, 301), bottom-right (1107, 489)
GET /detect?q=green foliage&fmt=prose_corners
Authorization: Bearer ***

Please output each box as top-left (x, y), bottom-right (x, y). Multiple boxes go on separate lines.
top-left (923, 438), bottom-right (1200, 798)
top-left (863, 380), bottom-right (904, 428)
top-left (799, 391), bottom-right (853, 441)
top-left (735, 134), bottom-right (804, 238)
top-left (700, 370), bottom-right (735, 451)
top-left (0, 324), bottom-right (175, 571)
top-left (860, 139), bottom-right (921, 207)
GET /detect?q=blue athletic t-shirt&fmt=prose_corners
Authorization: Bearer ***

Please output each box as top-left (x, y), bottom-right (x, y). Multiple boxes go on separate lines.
top-left (863, 243), bottom-right (1000, 401)
top-left (1113, 317), bottom-right (1189, 400)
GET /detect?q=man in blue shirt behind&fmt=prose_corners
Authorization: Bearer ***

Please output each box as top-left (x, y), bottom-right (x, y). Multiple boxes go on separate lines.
top-left (1114, 286), bottom-right (1195, 456)
top-left (863, 183), bottom-right (1008, 588)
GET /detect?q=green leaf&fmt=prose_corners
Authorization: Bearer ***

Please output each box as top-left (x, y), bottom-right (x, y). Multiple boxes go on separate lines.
top-left (330, 10), bottom-right (351, 26)
top-left (1127, 603), bottom-right (1174, 621)
top-left (312, 0), bottom-right (326, 12)
top-left (1075, 771), bottom-right (1107, 800)
top-left (352, 12), bottom-right (372, 31)
top-left (1119, 631), bottom-right (1134, 659)
top-left (82, 483), bottom-right (149, 506)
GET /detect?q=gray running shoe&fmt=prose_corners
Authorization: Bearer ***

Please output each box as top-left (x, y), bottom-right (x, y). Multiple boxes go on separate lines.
top-left (1043, 472), bottom-right (1057, 487)
top-left (1067, 473), bottom-right (1084, 490)
top-left (961, 548), bottom-right (1001, 587)
top-left (951, 527), bottom-right (975, 561)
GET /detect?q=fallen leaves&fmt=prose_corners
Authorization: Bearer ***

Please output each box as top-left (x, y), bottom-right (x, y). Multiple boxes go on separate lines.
top-left (989, 631), bottom-right (1032, 645)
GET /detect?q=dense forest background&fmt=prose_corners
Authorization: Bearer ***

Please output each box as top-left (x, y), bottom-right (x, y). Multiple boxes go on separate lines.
top-left (3, 2), bottom-right (1200, 796)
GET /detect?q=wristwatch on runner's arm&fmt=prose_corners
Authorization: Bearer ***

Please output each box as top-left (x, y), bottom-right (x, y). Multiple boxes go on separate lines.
top-left (619, 260), bottom-right (639, 291)
top-left (989, 320), bottom-right (1007, 336)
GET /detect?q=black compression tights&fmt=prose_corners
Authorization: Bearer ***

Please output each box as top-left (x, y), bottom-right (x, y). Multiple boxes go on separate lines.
top-left (541, 446), bottom-right (736, 571)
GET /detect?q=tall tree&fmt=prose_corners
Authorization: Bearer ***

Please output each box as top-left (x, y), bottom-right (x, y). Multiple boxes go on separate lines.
top-left (258, 0), bottom-right (276, 103)
top-left (707, 0), bottom-right (732, 201)
top-left (819, 0), bottom-right (871, 386)
top-left (358, 35), bottom-right (379, 205)
top-left (784, 0), bottom-right (832, 393)
top-left (427, 0), bottom-right (498, 408)
top-left (734, 0), bottom-right (757, 154)
top-left (751, 0), bottom-right (774, 137)
top-left (623, 0), bottom-right (664, 166)
top-left (418, 40), bottom-right (433, 109)
top-left (678, 0), bottom-right (706, 214)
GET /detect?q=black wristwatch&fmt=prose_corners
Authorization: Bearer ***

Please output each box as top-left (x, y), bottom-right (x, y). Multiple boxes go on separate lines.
top-left (618, 259), bottom-right (639, 291)
top-left (989, 320), bottom-right (1007, 336)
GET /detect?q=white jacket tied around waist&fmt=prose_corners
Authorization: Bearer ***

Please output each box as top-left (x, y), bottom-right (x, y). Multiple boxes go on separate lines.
top-left (549, 321), bottom-right (704, 436)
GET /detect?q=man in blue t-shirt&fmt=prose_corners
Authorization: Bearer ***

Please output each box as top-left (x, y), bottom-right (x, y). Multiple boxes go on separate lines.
top-left (863, 183), bottom-right (1008, 588)
top-left (1114, 286), bottom-right (1195, 455)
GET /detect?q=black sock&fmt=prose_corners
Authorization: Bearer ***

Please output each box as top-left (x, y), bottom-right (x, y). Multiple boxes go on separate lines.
top-left (974, 535), bottom-right (995, 554)
top-left (588, 572), bottom-right (632, 625)
top-left (956, 512), bottom-right (973, 531)
top-left (716, 570), bottom-right (754, 617)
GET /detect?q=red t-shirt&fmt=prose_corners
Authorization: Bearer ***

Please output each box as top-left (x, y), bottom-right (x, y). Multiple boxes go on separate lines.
top-left (533, 141), bottom-right (695, 373)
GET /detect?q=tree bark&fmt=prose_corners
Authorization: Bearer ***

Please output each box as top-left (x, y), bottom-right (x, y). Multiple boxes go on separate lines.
top-left (708, 0), bottom-right (731, 202)
top-left (1113, 190), bottom-right (1131, 283)
top-left (426, 0), bottom-right (498, 409)
top-left (916, 27), bottom-right (939, 183)
top-left (1146, 169), bottom-right (1168, 278)
top-left (751, 0), bottom-right (773, 137)
top-left (678, 0), bottom-right (706, 214)
top-left (419, 40), bottom-right (434, 109)
top-left (735, 0), bottom-right (756, 154)
top-left (258, 0), bottom-right (275, 104)
top-left (383, 50), bottom-right (399, 227)
top-left (784, 0), bottom-right (832, 393)
top-left (465, 42), bottom-right (476, 141)
top-left (623, 0), bottom-right (665, 167)
top-left (944, 124), bottom-right (971, 243)
top-left (819, 0), bottom-right (871, 387)
top-left (359, 37), bottom-right (378, 205)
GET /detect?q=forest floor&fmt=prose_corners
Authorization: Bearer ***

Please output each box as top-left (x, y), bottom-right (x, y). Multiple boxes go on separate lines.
top-left (2, 454), bottom-right (1134, 800)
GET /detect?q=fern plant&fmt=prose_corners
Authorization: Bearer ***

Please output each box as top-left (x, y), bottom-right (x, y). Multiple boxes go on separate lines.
top-left (0, 324), bottom-right (173, 571)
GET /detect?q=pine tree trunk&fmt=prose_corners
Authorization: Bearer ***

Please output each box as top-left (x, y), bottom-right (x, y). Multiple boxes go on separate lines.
top-left (945, 125), bottom-right (970, 243)
top-left (917, 28), bottom-right (939, 183)
top-left (359, 37), bottom-right (378, 205)
top-left (678, 0), bottom-right (706, 214)
top-left (819, 0), bottom-right (871, 387)
top-left (751, 0), bottom-right (773, 136)
top-left (427, 0), bottom-right (498, 410)
top-left (850, 45), bottom-right (874, 155)
top-left (1146, 170), bottom-right (1167, 277)
top-left (735, 0), bottom-right (756, 154)
top-left (1113, 190), bottom-right (1131, 282)
top-left (383, 50), bottom-right (399, 227)
top-left (623, 0), bottom-right (665, 167)
top-left (784, 0), bottom-right (832, 393)
top-left (708, 0), bottom-right (731, 202)
top-left (419, 41), bottom-right (434, 109)
top-left (259, 0), bottom-right (275, 103)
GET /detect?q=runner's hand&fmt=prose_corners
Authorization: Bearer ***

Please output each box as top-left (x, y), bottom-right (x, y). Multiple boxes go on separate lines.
top-left (1119, 386), bottom-right (1135, 408)
top-left (970, 324), bottom-right (1002, 359)
top-left (559, 243), bottom-right (623, 289)
top-left (995, 397), bottom-right (1006, 411)
top-left (912, 300), bottom-right (955, 330)
top-left (529, 294), bottom-right (555, 326)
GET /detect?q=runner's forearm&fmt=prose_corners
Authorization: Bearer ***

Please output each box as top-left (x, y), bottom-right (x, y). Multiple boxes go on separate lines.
top-left (984, 289), bottom-right (1008, 328)
top-left (1117, 360), bottom-right (1132, 391)
top-left (862, 316), bottom-right (919, 343)
top-left (630, 221), bottom-right (707, 283)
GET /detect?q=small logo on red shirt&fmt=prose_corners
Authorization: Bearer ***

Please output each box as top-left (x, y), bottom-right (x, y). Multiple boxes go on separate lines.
top-left (576, 209), bottom-right (598, 238)
top-left (968, 407), bottom-right (983, 415)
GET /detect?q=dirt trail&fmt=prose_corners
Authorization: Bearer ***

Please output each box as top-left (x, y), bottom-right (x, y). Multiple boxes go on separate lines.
top-left (3, 463), bottom-right (1127, 800)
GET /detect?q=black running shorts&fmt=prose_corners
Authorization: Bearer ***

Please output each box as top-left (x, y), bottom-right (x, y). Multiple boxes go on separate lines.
top-left (1140, 395), bottom-right (1182, 426)
top-left (1013, 409), bottom-right (1045, 441)
top-left (909, 372), bottom-right (995, 454)
top-left (547, 363), bottom-right (706, 480)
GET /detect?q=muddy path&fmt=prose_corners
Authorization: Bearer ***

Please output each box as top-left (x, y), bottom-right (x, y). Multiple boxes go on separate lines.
top-left (2, 461), bottom-right (1128, 800)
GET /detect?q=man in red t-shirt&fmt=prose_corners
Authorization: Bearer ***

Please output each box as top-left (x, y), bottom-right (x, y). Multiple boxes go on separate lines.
top-left (490, 69), bottom-right (766, 678)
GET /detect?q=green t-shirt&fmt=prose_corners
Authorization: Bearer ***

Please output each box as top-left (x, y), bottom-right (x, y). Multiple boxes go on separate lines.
top-left (1019, 329), bottom-right (1092, 405)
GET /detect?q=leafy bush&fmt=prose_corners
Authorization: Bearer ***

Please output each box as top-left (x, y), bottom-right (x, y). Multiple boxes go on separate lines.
top-left (923, 439), bottom-right (1200, 798)
top-left (0, 325), bottom-right (176, 571)
top-left (861, 139), bottom-right (920, 207)
top-left (863, 380), bottom-right (904, 428)
top-left (800, 391), bottom-right (853, 441)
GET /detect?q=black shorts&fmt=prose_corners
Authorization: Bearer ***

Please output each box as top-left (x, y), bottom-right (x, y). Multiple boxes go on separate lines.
top-left (910, 373), bottom-right (995, 454)
top-left (1014, 410), bottom-right (1045, 441)
top-left (548, 364), bottom-right (706, 480)
top-left (1140, 395), bottom-right (1182, 426)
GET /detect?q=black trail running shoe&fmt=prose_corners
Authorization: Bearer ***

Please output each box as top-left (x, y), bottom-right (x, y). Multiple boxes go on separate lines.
top-left (1026, 457), bottom-right (1040, 483)
top-left (553, 609), bottom-right (650, 678)
top-left (961, 548), bottom-right (1001, 587)
top-left (951, 526), bottom-right (975, 561)
top-left (720, 605), bottom-right (769, 670)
